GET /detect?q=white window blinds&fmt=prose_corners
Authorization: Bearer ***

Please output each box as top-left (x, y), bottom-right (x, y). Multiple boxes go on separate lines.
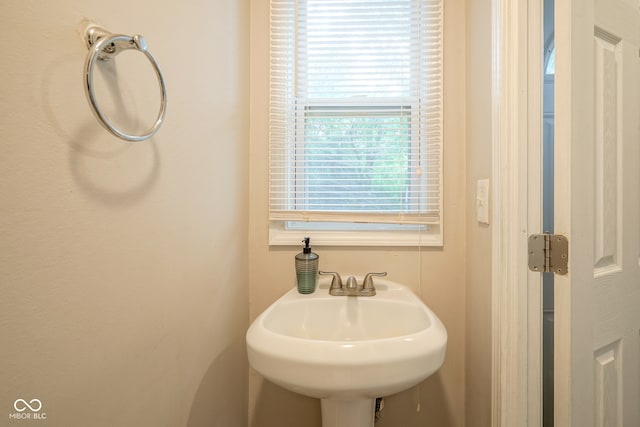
top-left (269, 0), bottom-right (443, 226)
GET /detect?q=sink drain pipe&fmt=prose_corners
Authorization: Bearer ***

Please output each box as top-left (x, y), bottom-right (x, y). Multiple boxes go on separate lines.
top-left (374, 398), bottom-right (384, 423)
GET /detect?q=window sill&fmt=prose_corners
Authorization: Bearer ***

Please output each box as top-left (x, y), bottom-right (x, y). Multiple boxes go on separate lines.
top-left (269, 222), bottom-right (443, 247)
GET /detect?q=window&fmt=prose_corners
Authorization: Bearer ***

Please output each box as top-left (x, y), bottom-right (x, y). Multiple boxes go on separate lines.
top-left (269, 0), bottom-right (443, 246)
top-left (545, 46), bottom-right (555, 76)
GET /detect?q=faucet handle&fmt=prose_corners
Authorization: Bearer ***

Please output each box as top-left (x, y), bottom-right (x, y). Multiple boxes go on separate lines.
top-left (362, 272), bottom-right (387, 295)
top-left (319, 271), bottom-right (344, 295)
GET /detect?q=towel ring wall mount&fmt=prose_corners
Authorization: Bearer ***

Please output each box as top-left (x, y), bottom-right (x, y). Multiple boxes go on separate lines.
top-left (83, 25), bottom-right (167, 142)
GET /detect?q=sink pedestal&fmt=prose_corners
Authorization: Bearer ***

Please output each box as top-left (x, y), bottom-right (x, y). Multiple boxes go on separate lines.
top-left (321, 399), bottom-right (375, 427)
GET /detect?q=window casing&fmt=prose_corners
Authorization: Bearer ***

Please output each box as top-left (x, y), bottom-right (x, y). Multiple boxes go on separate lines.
top-left (269, 0), bottom-right (443, 246)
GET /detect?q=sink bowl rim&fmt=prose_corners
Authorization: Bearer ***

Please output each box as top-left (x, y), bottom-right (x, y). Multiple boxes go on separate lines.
top-left (246, 278), bottom-right (447, 366)
top-left (245, 278), bottom-right (447, 398)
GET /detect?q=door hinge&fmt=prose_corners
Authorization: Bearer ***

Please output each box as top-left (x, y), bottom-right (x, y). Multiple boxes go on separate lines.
top-left (528, 233), bottom-right (568, 275)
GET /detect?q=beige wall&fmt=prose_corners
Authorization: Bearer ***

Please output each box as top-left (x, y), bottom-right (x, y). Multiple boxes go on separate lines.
top-left (465, 0), bottom-right (493, 425)
top-left (249, 0), bottom-right (467, 425)
top-left (0, 1), bottom-right (249, 426)
top-left (0, 0), bottom-right (494, 425)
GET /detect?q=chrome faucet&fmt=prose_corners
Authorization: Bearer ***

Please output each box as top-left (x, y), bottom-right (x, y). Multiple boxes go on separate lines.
top-left (319, 271), bottom-right (387, 296)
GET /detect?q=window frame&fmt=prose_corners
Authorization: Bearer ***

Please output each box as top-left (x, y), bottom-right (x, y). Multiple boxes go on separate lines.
top-left (268, 0), bottom-right (443, 247)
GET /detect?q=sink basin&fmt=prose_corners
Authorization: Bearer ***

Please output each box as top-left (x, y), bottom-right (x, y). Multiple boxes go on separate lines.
top-left (246, 277), bottom-right (447, 427)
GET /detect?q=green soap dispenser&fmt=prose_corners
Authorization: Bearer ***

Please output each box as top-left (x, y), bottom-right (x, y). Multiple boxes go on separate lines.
top-left (295, 237), bottom-right (319, 294)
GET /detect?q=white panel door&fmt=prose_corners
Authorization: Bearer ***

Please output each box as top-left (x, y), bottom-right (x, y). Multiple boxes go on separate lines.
top-left (554, 0), bottom-right (640, 425)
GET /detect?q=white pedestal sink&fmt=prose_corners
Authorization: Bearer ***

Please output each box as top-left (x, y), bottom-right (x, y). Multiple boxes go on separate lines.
top-left (246, 277), bottom-right (447, 427)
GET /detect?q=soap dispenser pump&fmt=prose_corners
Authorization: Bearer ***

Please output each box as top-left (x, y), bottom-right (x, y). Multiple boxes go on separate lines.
top-left (295, 237), bottom-right (319, 294)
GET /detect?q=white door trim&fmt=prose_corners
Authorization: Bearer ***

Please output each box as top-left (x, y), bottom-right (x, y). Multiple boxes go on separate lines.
top-left (491, 0), bottom-right (544, 425)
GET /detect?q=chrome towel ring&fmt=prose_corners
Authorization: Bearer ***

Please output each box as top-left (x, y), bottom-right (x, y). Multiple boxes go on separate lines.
top-left (83, 25), bottom-right (167, 142)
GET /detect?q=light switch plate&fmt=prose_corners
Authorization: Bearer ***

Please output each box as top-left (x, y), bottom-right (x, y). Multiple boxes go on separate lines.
top-left (476, 179), bottom-right (490, 224)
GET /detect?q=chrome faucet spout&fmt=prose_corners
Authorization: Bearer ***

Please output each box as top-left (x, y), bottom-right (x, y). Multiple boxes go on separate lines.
top-left (345, 276), bottom-right (358, 292)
